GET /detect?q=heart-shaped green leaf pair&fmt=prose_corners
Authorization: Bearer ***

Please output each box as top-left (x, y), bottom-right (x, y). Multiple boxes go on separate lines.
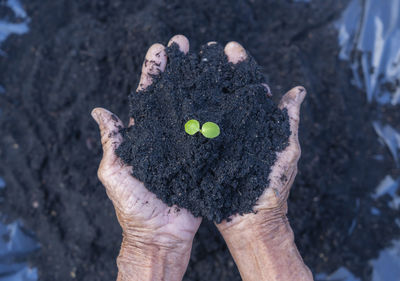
top-left (185, 119), bottom-right (220, 139)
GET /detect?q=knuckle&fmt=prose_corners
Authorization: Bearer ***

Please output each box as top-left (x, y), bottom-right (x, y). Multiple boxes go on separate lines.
top-left (297, 145), bottom-right (302, 157)
top-left (97, 167), bottom-right (106, 183)
top-left (286, 149), bottom-right (297, 163)
top-left (286, 143), bottom-right (301, 163)
top-left (97, 160), bottom-right (113, 183)
top-left (293, 143), bottom-right (301, 156)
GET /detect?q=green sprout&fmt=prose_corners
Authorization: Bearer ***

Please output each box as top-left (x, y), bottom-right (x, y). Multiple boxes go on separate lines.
top-left (200, 122), bottom-right (220, 138)
top-left (185, 119), bottom-right (200, 135)
top-left (185, 120), bottom-right (220, 139)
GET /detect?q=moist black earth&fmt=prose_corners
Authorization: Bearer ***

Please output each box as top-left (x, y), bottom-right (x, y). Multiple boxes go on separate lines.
top-left (0, 1), bottom-right (399, 281)
top-left (116, 43), bottom-right (290, 222)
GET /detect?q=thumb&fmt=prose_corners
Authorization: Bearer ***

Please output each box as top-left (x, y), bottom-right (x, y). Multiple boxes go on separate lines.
top-left (255, 86), bottom-right (306, 210)
top-left (91, 107), bottom-right (124, 167)
top-left (279, 86), bottom-right (306, 158)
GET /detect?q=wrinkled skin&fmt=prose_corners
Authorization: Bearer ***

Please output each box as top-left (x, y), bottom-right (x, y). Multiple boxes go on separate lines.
top-left (93, 35), bottom-right (201, 247)
top-left (92, 35), bottom-right (311, 281)
top-left (92, 35), bottom-right (202, 281)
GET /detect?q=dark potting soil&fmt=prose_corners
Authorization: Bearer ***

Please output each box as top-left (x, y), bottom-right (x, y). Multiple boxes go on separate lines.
top-left (116, 43), bottom-right (290, 222)
top-left (1, 1), bottom-right (399, 281)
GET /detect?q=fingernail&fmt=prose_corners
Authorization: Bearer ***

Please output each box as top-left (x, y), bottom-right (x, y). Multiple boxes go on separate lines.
top-left (225, 41), bottom-right (247, 64)
top-left (297, 87), bottom-right (306, 102)
top-left (291, 86), bottom-right (306, 103)
top-left (296, 86), bottom-right (306, 94)
top-left (262, 83), bottom-right (272, 97)
top-left (91, 109), bottom-right (100, 125)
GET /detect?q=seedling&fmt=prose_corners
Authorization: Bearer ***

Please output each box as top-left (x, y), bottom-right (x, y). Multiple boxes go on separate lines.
top-left (201, 122), bottom-right (220, 138)
top-left (185, 120), bottom-right (200, 135)
top-left (185, 119), bottom-right (220, 138)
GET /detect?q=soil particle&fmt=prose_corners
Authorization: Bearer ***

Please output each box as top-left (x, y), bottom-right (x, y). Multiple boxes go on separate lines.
top-left (116, 43), bottom-right (290, 222)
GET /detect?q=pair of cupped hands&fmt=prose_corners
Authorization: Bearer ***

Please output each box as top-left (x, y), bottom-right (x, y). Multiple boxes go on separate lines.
top-left (91, 35), bottom-right (313, 281)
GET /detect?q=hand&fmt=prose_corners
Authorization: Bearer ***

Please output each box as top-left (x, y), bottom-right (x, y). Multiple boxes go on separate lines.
top-left (216, 42), bottom-right (313, 281)
top-left (92, 35), bottom-right (201, 281)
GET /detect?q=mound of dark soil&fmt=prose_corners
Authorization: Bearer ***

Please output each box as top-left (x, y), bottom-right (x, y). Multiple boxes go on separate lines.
top-left (116, 43), bottom-right (290, 222)
top-left (0, 1), bottom-right (399, 281)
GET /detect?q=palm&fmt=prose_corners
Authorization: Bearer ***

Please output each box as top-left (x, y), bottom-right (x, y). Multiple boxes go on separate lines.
top-left (100, 129), bottom-right (201, 243)
top-left (216, 86), bottom-right (306, 229)
top-left (93, 109), bottom-right (201, 245)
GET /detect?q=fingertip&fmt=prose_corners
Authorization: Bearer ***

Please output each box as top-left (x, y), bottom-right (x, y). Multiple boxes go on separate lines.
top-left (168, 34), bottom-right (190, 54)
top-left (145, 43), bottom-right (167, 71)
top-left (137, 43), bottom-right (167, 91)
top-left (91, 108), bottom-right (101, 124)
top-left (224, 41), bottom-right (247, 64)
top-left (279, 86), bottom-right (307, 110)
top-left (292, 86), bottom-right (307, 104)
top-left (91, 107), bottom-right (111, 126)
top-left (262, 83), bottom-right (272, 97)
top-left (128, 117), bottom-right (135, 127)
top-left (147, 43), bottom-right (166, 54)
top-left (92, 109), bottom-right (124, 167)
top-left (92, 108), bottom-right (123, 129)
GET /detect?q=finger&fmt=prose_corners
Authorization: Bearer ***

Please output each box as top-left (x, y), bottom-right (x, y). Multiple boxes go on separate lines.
top-left (262, 83), bottom-right (272, 97)
top-left (91, 107), bottom-right (124, 167)
top-left (137, 43), bottom-right (167, 92)
top-left (224, 41), bottom-right (247, 64)
top-left (250, 87), bottom-right (306, 212)
top-left (278, 86), bottom-right (307, 165)
top-left (128, 117), bottom-right (135, 127)
top-left (168, 34), bottom-right (190, 54)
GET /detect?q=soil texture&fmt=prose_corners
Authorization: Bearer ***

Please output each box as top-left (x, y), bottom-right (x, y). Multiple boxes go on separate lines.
top-left (117, 43), bottom-right (290, 222)
top-left (0, 0), bottom-right (399, 281)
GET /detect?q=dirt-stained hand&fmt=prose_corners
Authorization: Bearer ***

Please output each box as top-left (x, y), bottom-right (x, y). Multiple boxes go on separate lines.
top-left (92, 35), bottom-right (201, 281)
top-left (217, 41), bottom-right (306, 231)
top-left (215, 42), bottom-right (312, 281)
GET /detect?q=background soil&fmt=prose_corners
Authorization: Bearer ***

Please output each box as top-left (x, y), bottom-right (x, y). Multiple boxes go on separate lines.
top-left (0, 0), bottom-right (399, 280)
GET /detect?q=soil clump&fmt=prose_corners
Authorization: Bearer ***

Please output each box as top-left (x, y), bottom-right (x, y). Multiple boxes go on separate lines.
top-left (117, 43), bottom-right (290, 222)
